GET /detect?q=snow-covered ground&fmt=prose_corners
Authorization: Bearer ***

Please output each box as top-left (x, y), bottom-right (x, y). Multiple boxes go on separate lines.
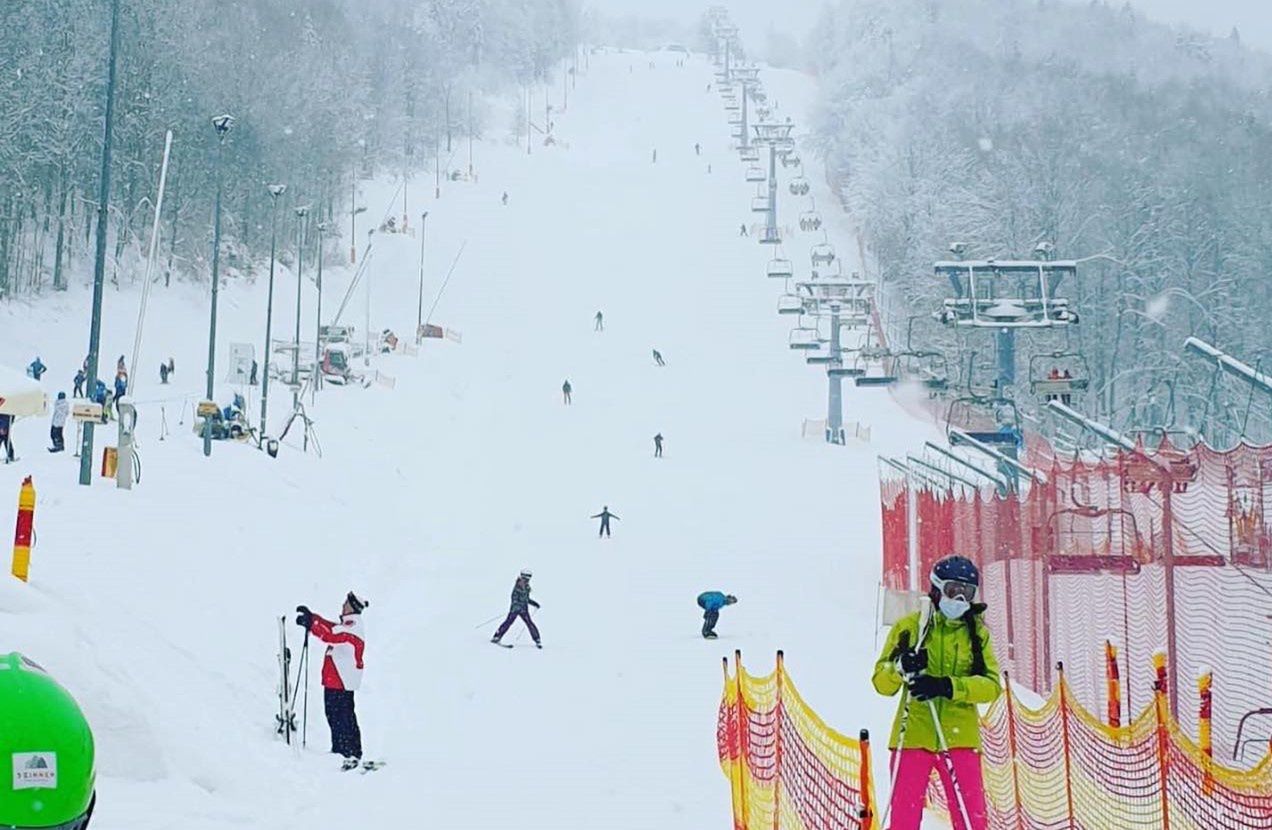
top-left (1, 50), bottom-right (944, 828)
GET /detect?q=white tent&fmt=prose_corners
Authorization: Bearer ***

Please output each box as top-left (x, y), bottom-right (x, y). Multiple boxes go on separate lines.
top-left (0, 364), bottom-right (48, 417)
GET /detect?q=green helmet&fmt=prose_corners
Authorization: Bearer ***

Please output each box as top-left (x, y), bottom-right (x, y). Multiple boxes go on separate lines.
top-left (0, 653), bottom-right (95, 829)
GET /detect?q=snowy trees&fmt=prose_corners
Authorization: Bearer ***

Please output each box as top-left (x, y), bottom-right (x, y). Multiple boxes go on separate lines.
top-left (812, 0), bottom-right (1272, 444)
top-left (0, 0), bottom-right (577, 298)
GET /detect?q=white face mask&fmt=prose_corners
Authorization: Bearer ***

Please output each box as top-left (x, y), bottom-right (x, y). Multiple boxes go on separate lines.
top-left (939, 596), bottom-right (971, 620)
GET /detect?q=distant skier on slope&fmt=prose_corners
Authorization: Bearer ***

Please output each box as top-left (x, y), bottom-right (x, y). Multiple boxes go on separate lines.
top-left (696, 591), bottom-right (736, 639)
top-left (654, 433), bottom-right (664, 458)
top-left (872, 555), bottom-right (1000, 830)
top-left (562, 379), bottom-right (572, 405)
top-left (739, 223), bottom-right (748, 237)
top-left (652, 349), bottom-right (665, 367)
top-left (694, 142), bottom-right (701, 156)
top-left (296, 592), bottom-right (371, 771)
top-left (50, 392), bottom-right (68, 453)
top-left (491, 569), bottom-right (541, 648)
top-left (594, 310), bottom-right (604, 331)
top-left (0, 414), bottom-right (14, 463)
top-left (591, 506), bottom-right (619, 537)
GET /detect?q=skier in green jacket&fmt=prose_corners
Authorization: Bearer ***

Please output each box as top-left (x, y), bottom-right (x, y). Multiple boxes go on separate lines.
top-left (872, 555), bottom-right (1000, 830)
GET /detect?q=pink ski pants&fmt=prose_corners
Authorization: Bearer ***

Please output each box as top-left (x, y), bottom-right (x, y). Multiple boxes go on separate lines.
top-left (887, 748), bottom-right (988, 830)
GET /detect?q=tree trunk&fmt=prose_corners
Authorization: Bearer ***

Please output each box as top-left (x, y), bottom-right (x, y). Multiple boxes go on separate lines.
top-left (53, 167), bottom-right (69, 291)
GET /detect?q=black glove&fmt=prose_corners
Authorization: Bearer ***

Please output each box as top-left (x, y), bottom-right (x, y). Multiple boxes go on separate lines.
top-left (529, 600), bottom-right (541, 609)
top-left (295, 608), bottom-right (313, 630)
top-left (907, 674), bottom-right (953, 702)
top-left (898, 648), bottom-right (928, 676)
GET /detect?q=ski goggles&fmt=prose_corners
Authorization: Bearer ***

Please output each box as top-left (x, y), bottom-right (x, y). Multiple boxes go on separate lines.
top-left (932, 576), bottom-right (977, 603)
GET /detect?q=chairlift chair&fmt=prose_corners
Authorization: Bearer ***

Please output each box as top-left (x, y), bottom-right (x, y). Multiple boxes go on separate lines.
top-left (781, 152), bottom-right (802, 168)
top-left (760, 227), bottom-right (782, 245)
top-left (740, 147), bottom-right (761, 163)
top-left (1029, 351), bottom-right (1091, 404)
top-left (789, 325), bottom-right (821, 351)
top-left (789, 176), bottom-right (810, 196)
top-left (810, 243), bottom-right (836, 267)
top-left (745, 166), bottom-right (766, 183)
top-left (751, 195), bottom-right (770, 213)
top-left (767, 258), bottom-right (794, 279)
top-left (777, 294), bottom-right (806, 315)
top-left (799, 210), bottom-right (823, 232)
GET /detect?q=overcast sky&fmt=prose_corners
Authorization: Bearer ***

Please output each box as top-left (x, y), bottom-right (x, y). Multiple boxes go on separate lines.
top-left (591, 0), bottom-right (1272, 53)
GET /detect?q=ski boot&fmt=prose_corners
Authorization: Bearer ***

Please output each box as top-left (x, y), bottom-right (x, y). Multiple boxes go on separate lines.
top-left (534, 641), bottom-right (543, 649)
top-left (703, 631), bottom-right (718, 640)
top-left (341, 756), bottom-right (361, 772)
top-left (490, 636), bottom-right (502, 645)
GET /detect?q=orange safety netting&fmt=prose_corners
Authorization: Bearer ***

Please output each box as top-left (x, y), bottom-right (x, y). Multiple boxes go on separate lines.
top-left (879, 438), bottom-right (1272, 766)
top-left (925, 658), bottom-right (1272, 829)
top-left (717, 651), bottom-right (877, 830)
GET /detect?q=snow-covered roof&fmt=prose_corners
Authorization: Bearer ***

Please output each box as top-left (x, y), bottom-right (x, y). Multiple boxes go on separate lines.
top-left (0, 364), bottom-right (48, 417)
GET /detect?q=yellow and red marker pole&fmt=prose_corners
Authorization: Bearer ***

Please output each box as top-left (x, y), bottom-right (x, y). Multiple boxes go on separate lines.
top-left (11, 476), bottom-right (34, 581)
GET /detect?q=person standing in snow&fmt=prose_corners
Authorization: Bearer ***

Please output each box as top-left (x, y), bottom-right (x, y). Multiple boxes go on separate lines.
top-left (872, 555), bottom-right (999, 830)
top-left (73, 368), bottom-right (86, 398)
top-left (591, 505), bottom-right (619, 538)
top-left (652, 349), bottom-right (665, 367)
top-left (562, 379), bottom-right (572, 405)
top-left (696, 591), bottom-right (737, 639)
top-left (739, 223), bottom-right (748, 237)
top-left (50, 392), bottom-right (69, 453)
top-left (694, 142), bottom-right (701, 156)
top-left (296, 592), bottom-right (370, 770)
top-left (501, 192), bottom-right (509, 206)
top-left (0, 414), bottom-right (14, 463)
top-left (491, 569), bottom-right (542, 648)
top-left (653, 433), bottom-right (663, 458)
top-left (113, 371), bottom-right (127, 404)
top-left (594, 310), bottom-right (604, 331)
top-left (159, 362), bottom-right (170, 384)
top-left (28, 357), bottom-right (46, 380)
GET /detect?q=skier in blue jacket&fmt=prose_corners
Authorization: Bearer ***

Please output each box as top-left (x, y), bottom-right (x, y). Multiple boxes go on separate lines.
top-left (696, 591), bottom-right (737, 639)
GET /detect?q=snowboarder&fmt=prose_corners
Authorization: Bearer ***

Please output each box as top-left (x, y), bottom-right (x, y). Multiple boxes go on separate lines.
top-left (562, 379), bottom-right (572, 405)
top-left (73, 368), bottom-right (85, 397)
top-left (594, 310), bottom-right (604, 331)
top-left (0, 652), bottom-right (97, 830)
top-left (696, 592), bottom-right (737, 639)
top-left (740, 223), bottom-right (748, 237)
top-left (27, 357), bottom-right (46, 381)
top-left (296, 592), bottom-right (370, 770)
top-left (159, 361), bottom-right (170, 384)
top-left (0, 414), bottom-right (14, 463)
top-left (872, 555), bottom-right (999, 830)
top-left (50, 392), bottom-right (68, 453)
top-left (652, 349), bottom-right (665, 367)
top-left (591, 505), bottom-right (619, 538)
top-left (654, 433), bottom-right (663, 458)
top-left (250, 359), bottom-right (259, 386)
top-left (491, 569), bottom-right (541, 648)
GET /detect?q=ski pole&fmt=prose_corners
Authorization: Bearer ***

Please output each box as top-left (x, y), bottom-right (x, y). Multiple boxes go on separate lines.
top-left (301, 630), bottom-right (311, 749)
top-left (928, 699), bottom-right (975, 830)
top-left (880, 598), bottom-right (934, 829)
top-left (473, 613), bottom-right (504, 629)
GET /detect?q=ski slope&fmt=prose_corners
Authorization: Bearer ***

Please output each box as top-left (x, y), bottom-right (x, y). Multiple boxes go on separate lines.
top-left (1, 49), bottom-right (943, 828)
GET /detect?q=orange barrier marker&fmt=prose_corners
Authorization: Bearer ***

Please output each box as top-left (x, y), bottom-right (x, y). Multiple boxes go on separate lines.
top-left (11, 476), bottom-right (34, 581)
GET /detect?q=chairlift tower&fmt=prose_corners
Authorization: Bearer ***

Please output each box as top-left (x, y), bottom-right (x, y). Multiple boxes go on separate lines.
top-left (752, 122), bottom-right (794, 245)
top-left (732, 66), bottom-right (761, 150)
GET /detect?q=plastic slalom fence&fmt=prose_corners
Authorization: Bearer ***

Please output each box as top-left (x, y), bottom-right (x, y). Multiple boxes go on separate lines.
top-left (924, 655), bottom-right (1272, 829)
top-left (879, 437), bottom-right (1272, 765)
top-left (717, 651), bottom-right (877, 830)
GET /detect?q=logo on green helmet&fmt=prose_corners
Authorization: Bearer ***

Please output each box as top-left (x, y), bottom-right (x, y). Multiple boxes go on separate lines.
top-left (12, 752), bottom-right (58, 790)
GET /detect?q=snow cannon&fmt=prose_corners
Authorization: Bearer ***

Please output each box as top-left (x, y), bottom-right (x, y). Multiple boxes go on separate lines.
top-left (11, 476), bottom-right (34, 582)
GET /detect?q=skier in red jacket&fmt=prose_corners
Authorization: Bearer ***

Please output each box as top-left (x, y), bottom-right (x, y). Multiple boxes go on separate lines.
top-left (297, 592), bottom-right (370, 769)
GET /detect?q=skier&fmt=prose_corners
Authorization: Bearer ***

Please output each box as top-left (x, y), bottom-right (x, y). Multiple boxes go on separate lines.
top-left (92, 379), bottom-right (109, 423)
top-left (250, 359), bottom-right (259, 386)
top-left (0, 653), bottom-right (97, 830)
top-left (491, 569), bottom-right (542, 648)
top-left (654, 433), bottom-right (663, 458)
top-left (872, 555), bottom-right (999, 830)
top-left (296, 592), bottom-right (370, 770)
top-left (696, 591), bottom-right (737, 639)
top-left (562, 379), bottom-right (572, 405)
top-left (694, 142), bottom-right (701, 156)
top-left (116, 355), bottom-right (126, 376)
top-left (167, 357), bottom-right (176, 378)
top-left (0, 413), bottom-right (14, 463)
top-left (652, 349), bottom-right (665, 367)
top-left (113, 371), bottom-right (127, 404)
top-left (739, 223), bottom-right (748, 237)
top-left (50, 392), bottom-right (69, 453)
top-left (501, 192), bottom-right (509, 206)
top-left (591, 505), bottom-right (619, 538)
top-left (159, 361), bottom-right (170, 384)
top-left (594, 310), bottom-right (604, 331)
top-left (651, 148), bottom-right (657, 163)
top-left (27, 357), bottom-right (46, 381)
top-left (73, 367), bottom-right (86, 397)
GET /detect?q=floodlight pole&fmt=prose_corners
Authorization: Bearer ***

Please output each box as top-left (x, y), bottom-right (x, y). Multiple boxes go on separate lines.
top-left (203, 114), bottom-right (234, 459)
top-left (260, 184), bottom-right (286, 438)
top-left (827, 304), bottom-right (844, 444)
top-left (314, 221), bottom-right (327, 396)
top-left (416, 212), bottom-right (429, 343)
top-left (292, 206), bottom-right (309, 393)
top-left (79, 0), bottom-right (121, 484)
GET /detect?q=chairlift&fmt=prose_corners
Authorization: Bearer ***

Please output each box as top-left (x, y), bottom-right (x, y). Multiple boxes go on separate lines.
top-left (789, 176), bottom-right (810, 196)
top-left (945, 394), bottom-right (1021, 441)
top-left (767, 258), bottom-right (794, 279)
top-left (781, 152), bottom-right (802, 168)
top-left (935, 259), bottom-right (1079, 329)
top-left (757, 107), bottom-right (771, 120)
top-left (810, 243), bottom-right (836, 267)
top-left (789, 325), bottom-right (821, 351)
top-left (760, 227), bottom-right (782, 245)
top-left (777, 294), bottom-right (806, 315)
top-left (745, 166), bottom-right (766, 183)
top-left (740, 147), bottom-right (761, 163)
top-left (898, 350), bottom-right (949, 395)
top-left (799, 210), bottom-right (822, 232)
top-left (751, 195), bottom-right (770, 213)
top-left (1045, 477), bottom-right (1147, 573)
top-left (1029, 351), bottom-right (1091, 405)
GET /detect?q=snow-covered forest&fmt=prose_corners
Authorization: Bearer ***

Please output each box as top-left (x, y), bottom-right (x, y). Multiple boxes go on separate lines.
top-left (0, 0), bottom-right (577, 296)
top-left (809, 0), bottom-right (1272, 444)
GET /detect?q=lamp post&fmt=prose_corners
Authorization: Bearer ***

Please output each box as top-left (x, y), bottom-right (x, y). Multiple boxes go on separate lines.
top-left (260, 183), bottom-right (286, 438)
top-left (79, 0), bottom-right (121, 484)
top-left (416, 211), bottom-right (429, 343)
top-left (292, 205), bottom-right (309, 391)
top-left (314, 221), bottom-right (329, 394)
top-left (203, 113), bottom-right (235, 458)
top-left (350, 202), bottom-right (366, 266)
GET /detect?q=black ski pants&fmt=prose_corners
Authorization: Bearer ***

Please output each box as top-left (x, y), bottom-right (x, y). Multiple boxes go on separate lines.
top-left (50, 426), bottom-right (64, 452)
top-left (324, 688), bottom-right (363, 759)
top-left (598, 519), bottom-right (611, 537)
top-left (494, 608), bottom-right (540, 643)
top-left (702, 609), bottom-right (720, 637)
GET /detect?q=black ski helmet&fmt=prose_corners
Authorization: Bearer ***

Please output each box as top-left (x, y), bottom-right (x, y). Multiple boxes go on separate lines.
top-left (931, 555), bottom-right (980, 589)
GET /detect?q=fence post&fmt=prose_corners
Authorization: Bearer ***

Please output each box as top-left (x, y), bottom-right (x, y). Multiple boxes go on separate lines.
top-left (1159, 465), bottom-right (1180, 717)
top-left (1057, 662), bottom-right (1077, 830)
top-left (10, 476), bottom-right (35, 582)
top-left (1004, 672), bottom-right (1025, 830)
top-left (1199, 670), bottom-right (1213, 797)
top-left (773, 650), bottom-right (784, 830)
top-left (735, 650), bottom-right (750, 830)
top-left (1105, 641), bottom-right (1122, 728)
top-left (858, 729), bottom-right (874, 830)
top-left (1153, 652), bottom-right (1172, 830)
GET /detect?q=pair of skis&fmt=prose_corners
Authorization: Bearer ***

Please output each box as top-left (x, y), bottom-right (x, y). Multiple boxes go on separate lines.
top-left (276, 616), bottom-right (309, 746)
